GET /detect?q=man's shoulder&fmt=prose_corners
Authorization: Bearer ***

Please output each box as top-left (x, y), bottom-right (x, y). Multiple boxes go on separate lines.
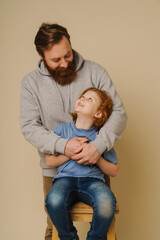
top-left (75, 49), bottom-right (105, 73)
top-left (81, 59), bottom-right (108, 80)
top-left (21, 68), bottom-right (40, 86)
top-left (83, 59), bottom-right (106, 71)
top-left (21, 60), bottom-right (48, 85)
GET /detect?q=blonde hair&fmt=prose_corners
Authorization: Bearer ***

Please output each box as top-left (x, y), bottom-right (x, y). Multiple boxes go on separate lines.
top-left (71, 87), bottom-right (112, 129)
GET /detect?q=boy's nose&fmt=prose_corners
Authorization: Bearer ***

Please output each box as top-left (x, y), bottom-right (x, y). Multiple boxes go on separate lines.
top-left (80, 98), bottom-right (86, 102)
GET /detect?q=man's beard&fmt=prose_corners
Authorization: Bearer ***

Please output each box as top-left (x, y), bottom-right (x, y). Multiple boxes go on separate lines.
top-left (44, 59), bottom-right (76, 85)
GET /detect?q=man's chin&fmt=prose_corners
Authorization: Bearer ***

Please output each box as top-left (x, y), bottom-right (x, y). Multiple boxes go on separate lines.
top-left (44, 59), bottom-right (76, 85)
top-left (53, 74), bottom-right (76, 85)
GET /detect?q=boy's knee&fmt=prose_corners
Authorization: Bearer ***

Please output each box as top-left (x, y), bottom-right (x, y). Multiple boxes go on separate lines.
top-left (99, 198), bottom-right (115, 218)
top-left (96, 193), bottom-right (116, 219)
top-left (46, 193), bottom-right (64, 212)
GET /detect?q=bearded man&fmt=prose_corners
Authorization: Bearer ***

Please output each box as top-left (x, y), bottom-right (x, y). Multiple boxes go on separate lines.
top-left (20, 23), bottom-right (127, 240)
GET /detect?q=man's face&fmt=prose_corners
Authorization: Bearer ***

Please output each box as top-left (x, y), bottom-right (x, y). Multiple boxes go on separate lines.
top-left (42, 36), bottom-right (76, 85)
top-left (44, 36), bottom-right (73, 69)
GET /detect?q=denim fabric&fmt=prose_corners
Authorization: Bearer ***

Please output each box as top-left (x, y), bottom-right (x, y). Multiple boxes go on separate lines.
top-left (46, 177), bottom-right (116, 240)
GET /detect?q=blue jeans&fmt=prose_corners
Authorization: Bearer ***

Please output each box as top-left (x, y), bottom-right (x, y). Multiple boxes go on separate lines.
top-left (46, 177), bottom-right (116, 240)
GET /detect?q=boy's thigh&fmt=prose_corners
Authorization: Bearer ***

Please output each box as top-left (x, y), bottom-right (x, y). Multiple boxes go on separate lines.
top-left (46, 177), bottom-right (77, 204)
top-left (80, 178), bottom-right (116, 210)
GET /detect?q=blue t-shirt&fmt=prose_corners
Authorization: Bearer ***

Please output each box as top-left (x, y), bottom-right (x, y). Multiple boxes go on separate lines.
top-left (54, 122), bottom-right (118, 181)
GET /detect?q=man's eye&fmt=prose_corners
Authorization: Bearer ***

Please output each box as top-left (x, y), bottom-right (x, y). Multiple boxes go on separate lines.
top-left (53, 59), bottom-right (60, 63)
top-left (65, 53), bottom-right (71, 58)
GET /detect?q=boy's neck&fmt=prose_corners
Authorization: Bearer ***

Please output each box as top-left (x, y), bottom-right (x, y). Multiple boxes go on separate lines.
top-left (75, 116), bottom-right (95, 129)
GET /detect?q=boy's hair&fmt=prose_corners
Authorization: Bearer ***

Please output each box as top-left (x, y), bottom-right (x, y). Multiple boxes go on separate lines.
top-left (71, 87), bottom-right (112, 129)
top-left (34, 23), bottom-right (71, 57)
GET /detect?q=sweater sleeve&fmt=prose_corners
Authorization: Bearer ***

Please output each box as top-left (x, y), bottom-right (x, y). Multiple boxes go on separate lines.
top-left (19, 78), bottom-right (68, 154)
top-left (91, 69), bottom-right (127, 154)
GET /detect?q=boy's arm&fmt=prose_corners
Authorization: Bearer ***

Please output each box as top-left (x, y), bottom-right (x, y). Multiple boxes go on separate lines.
top-left (45, 154), bottom-right (70, 168)
top-left (96, 157), bottom-right (119, 177)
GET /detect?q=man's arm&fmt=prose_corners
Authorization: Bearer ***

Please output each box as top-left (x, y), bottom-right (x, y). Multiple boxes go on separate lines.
top-left (20, 78), bottom-right (68, 154)
top-left (20, 77), bottom-right (87, 155)
top-left (70, 143), bottom-right (101, 165)
top-left (72, 143), bottom-right (119, 176)
top-left (71, 69), bottom-right (127, 164)
top-left (91, 69), bottom-right (127, 154)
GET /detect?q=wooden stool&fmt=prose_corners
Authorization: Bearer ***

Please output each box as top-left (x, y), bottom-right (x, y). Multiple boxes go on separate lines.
top-left (52, 193), bottom-right (119, 240)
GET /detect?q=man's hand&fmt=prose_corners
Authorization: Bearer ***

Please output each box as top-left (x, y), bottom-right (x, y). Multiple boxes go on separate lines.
top-left (65, 137), bottom-right (88, 157)
top-left (72, 143), bottom-right (101, 165)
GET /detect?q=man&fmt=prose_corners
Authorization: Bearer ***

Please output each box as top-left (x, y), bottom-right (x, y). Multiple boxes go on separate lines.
top-left (20, 23), bottom-right (127, 240)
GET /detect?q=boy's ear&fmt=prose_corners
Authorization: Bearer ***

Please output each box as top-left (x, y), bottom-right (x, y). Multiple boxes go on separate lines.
top-left (95, 111), bottom-right (102, 119)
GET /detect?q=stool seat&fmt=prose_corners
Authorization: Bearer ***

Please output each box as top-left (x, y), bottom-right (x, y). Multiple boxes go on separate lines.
top-left (52, 193), bottom-right (119, 240)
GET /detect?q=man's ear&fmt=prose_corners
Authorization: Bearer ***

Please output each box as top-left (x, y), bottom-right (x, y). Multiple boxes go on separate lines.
top-left (95, 111), bottom-right (102, 119)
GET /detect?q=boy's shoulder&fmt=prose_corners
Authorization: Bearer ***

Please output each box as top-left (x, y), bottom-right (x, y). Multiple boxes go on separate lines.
top-left (54, 122), bottom-right (73, 138)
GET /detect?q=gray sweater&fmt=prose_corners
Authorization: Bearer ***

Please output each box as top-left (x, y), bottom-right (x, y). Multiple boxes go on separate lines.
top-left (20, 50), bottom-right (127, 177)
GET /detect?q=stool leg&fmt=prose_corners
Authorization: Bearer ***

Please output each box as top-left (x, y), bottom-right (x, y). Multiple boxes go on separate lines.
top-left (52, 224), bottom-right (60, 240)
top-left (107, 216), bottom-right (116, 240)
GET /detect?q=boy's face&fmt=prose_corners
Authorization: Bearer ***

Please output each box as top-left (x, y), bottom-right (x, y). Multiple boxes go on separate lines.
top-left (75, 90), bottom-right (102, 119)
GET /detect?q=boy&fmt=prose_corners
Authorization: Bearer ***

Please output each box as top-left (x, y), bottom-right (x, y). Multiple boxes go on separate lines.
top-left (45, 88), bottom-right (119, 240)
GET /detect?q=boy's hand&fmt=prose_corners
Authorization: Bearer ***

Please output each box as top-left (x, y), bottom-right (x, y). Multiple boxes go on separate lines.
top-left (72, 143), bottom-right (101, 165)
top-left (65, 137), bottom-right (88, 157)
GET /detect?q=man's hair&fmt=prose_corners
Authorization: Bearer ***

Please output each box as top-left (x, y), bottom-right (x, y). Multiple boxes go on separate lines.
top-left (34, 23), bottom-right (71, 57)
top-left (71, 87), bottom-right (113, 129)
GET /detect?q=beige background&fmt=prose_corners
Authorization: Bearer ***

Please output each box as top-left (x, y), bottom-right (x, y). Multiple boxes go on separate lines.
top-left (1, 0), bottom-right (160, 239)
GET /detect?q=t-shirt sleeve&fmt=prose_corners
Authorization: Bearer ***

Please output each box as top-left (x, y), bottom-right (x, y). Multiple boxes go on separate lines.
top-left (54, 124), bottom-right (63, 137)
top-left (102, 148), bottom-right (119, 164)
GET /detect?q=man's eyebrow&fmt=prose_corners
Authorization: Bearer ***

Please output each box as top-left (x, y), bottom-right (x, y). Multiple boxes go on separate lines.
top-left (50, 51), bottom-right (71, 61)
top-left (50, 57), bottom-right (60, 61)
top-left (64, 50), bottom-right (71, 57)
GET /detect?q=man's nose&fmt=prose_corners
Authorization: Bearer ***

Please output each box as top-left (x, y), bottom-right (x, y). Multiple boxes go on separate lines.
top-left (60, 58), bottom-right (68, 68)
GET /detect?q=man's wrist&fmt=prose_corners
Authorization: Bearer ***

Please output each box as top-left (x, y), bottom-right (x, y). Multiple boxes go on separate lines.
top-left (55, 138), bottom-right (68, 154)
top-left (91, 139), bottom-right (107, 155)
